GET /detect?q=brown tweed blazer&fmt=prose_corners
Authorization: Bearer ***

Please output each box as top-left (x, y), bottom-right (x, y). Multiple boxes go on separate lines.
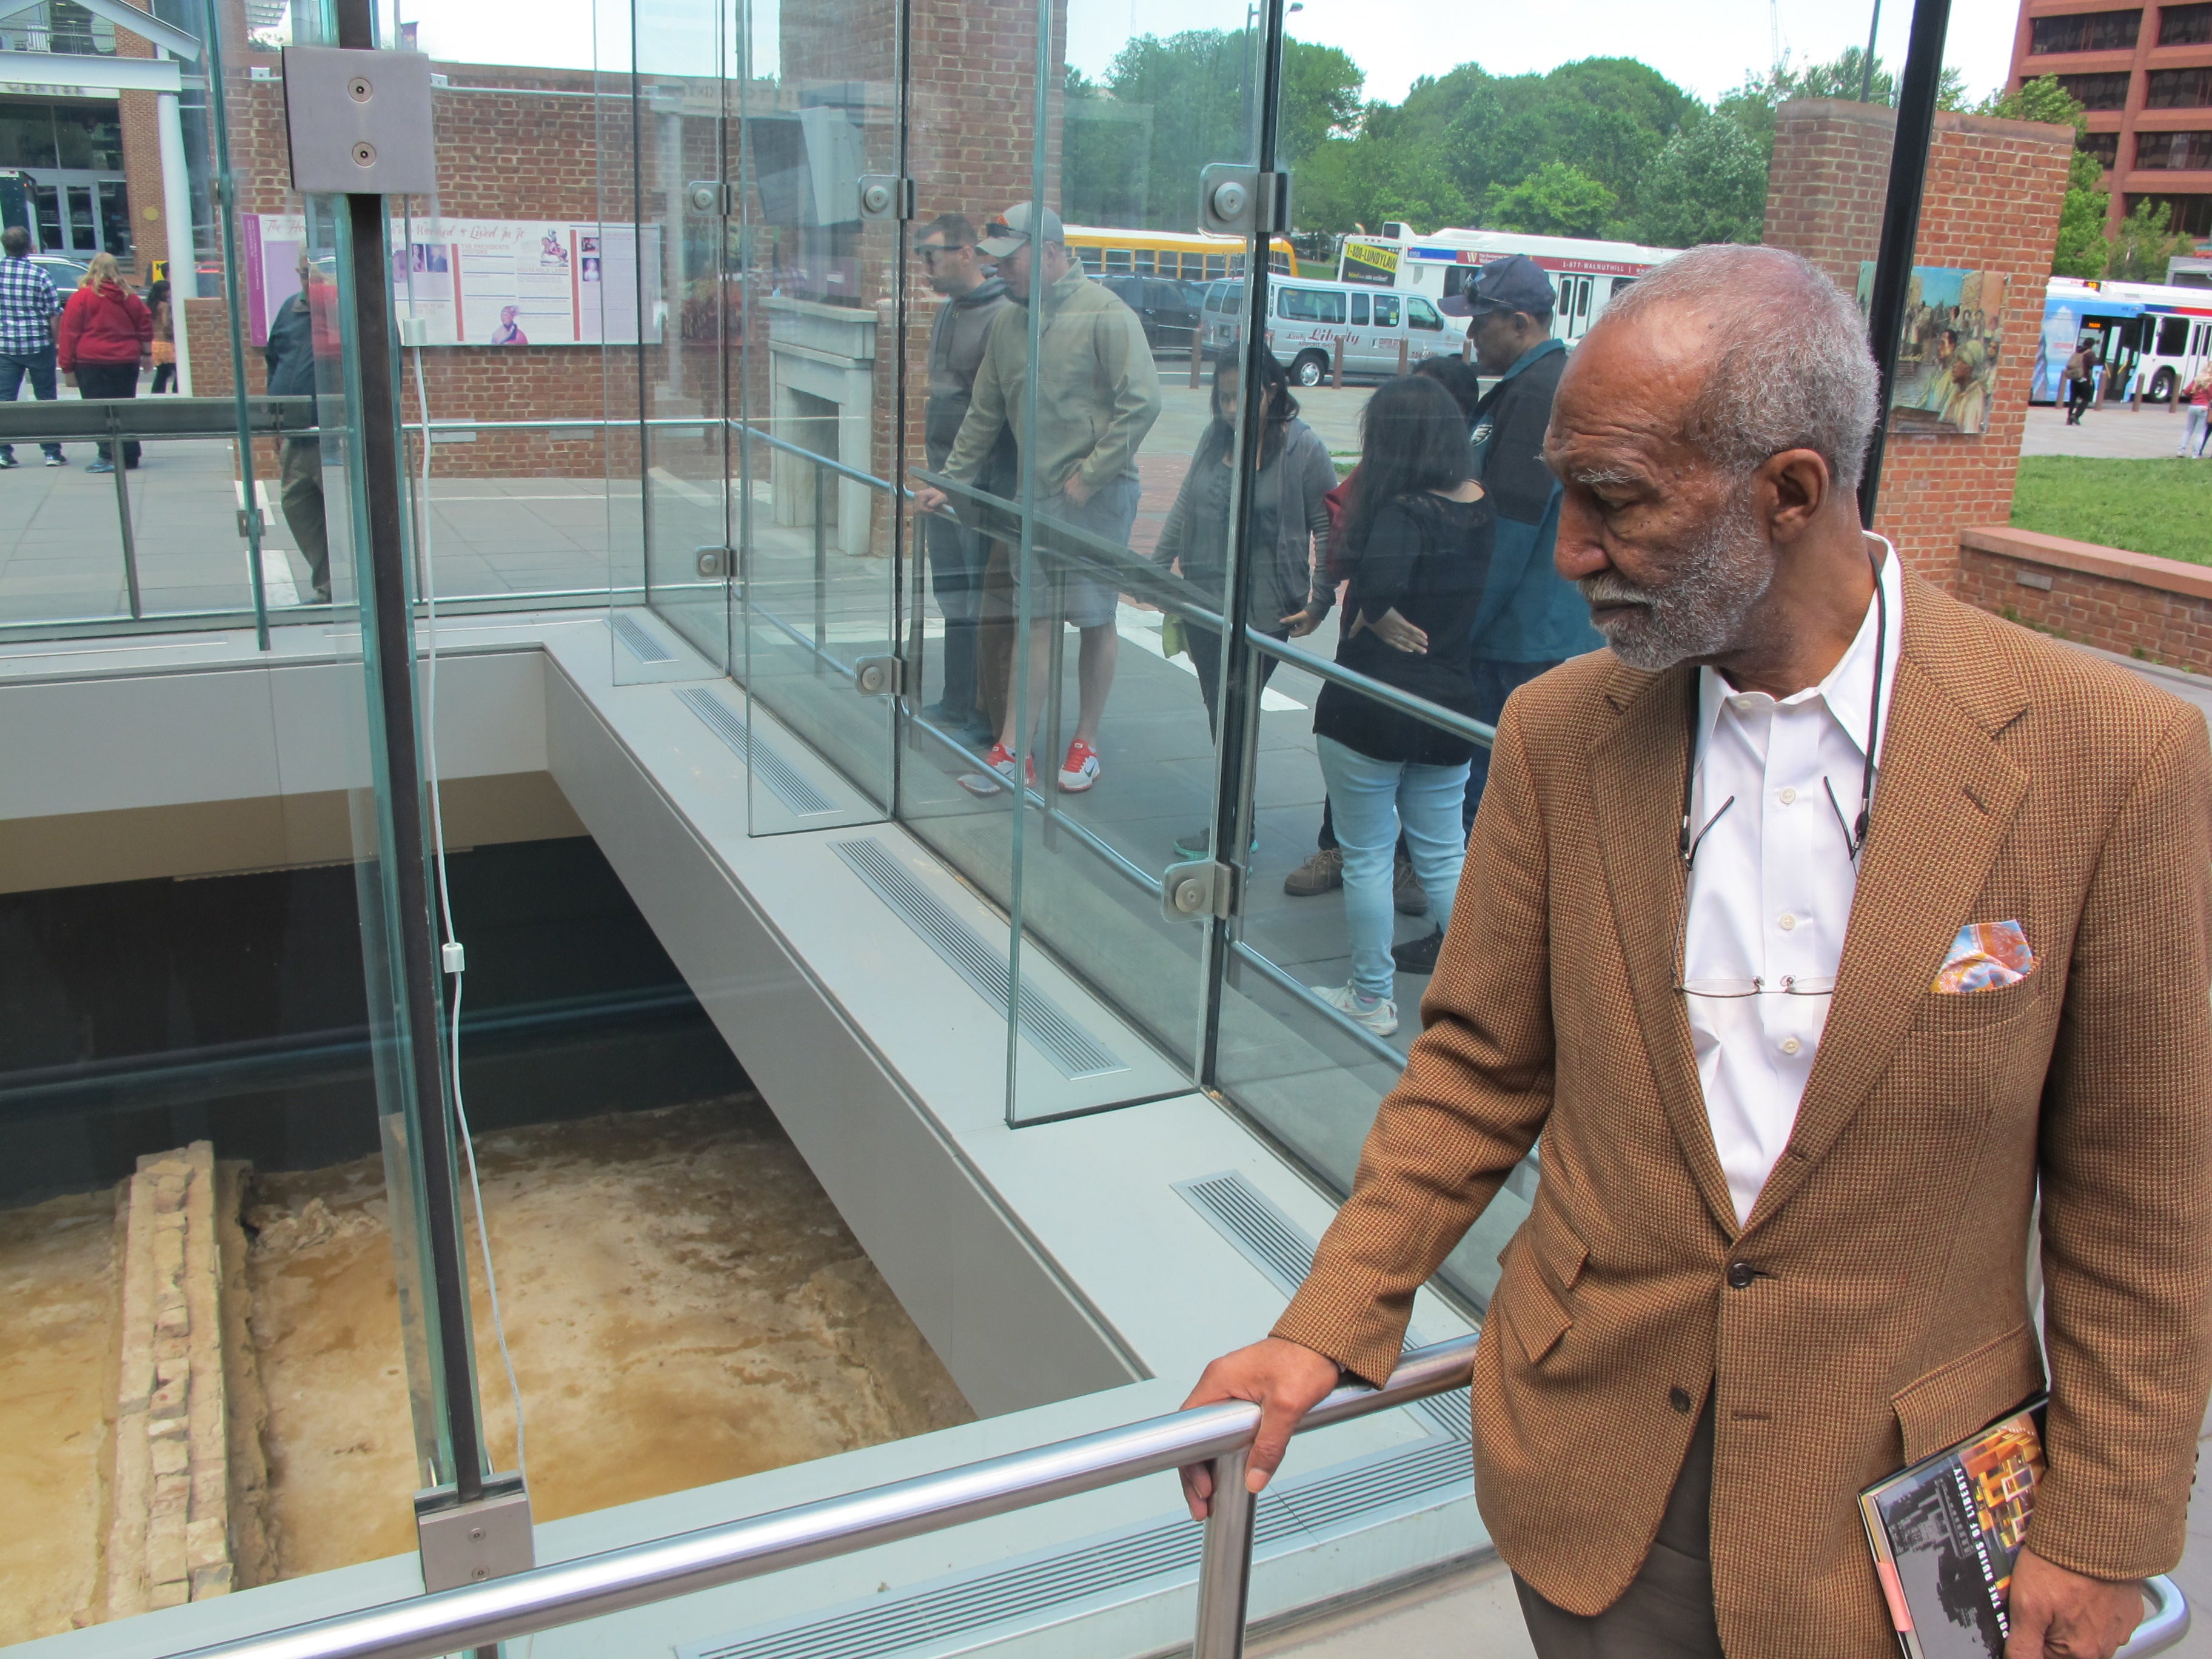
top-left (1273, 572), bottom-right (2212, 1659)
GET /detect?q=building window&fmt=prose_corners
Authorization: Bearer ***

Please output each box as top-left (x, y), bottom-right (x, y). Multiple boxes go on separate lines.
top-left (2081, 128), bottom-right (2122, 165)
top-left (54, 105), bottom-right (121, 169)
top-left (2147, 66), bottom-right (2212, 105)
top-left (2031, 9), bottom-right (2143, 52)
top-left (2135, 129), bottom-right (2212, 166)
top-left (2059, 71), bottom-right (2136, 109)
top-left (2159, 2), bottom-right (2212, 44)
top-left (2127, 191), bottom-right (2212, 234)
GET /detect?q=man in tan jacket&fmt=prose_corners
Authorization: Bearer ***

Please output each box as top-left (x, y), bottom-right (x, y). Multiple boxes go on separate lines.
top-left (1182, 244), bottom-right (2212, 1659)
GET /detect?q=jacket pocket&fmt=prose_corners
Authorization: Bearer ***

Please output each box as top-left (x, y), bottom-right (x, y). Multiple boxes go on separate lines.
top-left (1892, 1322), bottom-right (2047, 1464)
top-left (1496, 1193), bottom-right (1588, 1367)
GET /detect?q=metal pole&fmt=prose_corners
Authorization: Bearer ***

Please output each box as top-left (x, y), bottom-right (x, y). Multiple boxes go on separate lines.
top-left (334, 0), bottom-right (487, 1510)
top-left (1855, 0), bottom-right (1953, 526)
top-left (813, 461), bottom-right (827, 672)
top-left (110, 407), bottom-right (142, 617)
top-left (1041, 568), bottom-right (1065, 848)
top-left (1858, 0), bottom-right (1883, 103)
top-left (1191, 1450), bottom-right (1256, 1658)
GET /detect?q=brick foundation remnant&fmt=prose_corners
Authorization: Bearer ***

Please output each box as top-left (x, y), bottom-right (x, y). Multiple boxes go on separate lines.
top-left (103, 1144), bottom-right (272, 1618)
top-left (1959, 525), bottom-right (2212, 675)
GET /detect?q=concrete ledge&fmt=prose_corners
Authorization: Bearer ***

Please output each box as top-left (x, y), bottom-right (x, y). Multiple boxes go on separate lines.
top-left (1960, 525), bottom-right (2212, 603)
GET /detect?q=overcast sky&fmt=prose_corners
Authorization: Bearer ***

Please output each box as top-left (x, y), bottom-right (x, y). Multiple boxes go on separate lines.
top-left (402, 0), bottom-right (2022, 114)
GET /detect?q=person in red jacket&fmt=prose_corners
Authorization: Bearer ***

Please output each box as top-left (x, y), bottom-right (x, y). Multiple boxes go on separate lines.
top-left (56, 250), bottom-right (152, 473)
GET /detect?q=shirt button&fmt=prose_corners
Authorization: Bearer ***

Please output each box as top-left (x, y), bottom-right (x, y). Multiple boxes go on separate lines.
top-left (1727, 1261), bottom-right (1755, 1290)
top-left (1778, 786), bottom-right (1797, 805)
top-left (1778, 913), bottom-right (1797, 931)
top-left (1669, 1385), bottom-right (1693, 1413)
top-left (1780, 1036), bottom-right (1802, 1056)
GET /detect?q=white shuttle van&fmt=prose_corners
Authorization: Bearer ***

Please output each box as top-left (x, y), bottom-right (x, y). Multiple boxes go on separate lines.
top-left (1199, 276), bottom-right (1467, 384)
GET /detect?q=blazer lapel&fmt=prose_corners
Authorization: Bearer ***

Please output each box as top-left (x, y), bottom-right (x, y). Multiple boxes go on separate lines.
top-left (1589, 661), bottom-right (1740, 1238)
top-left (1741, 578), bottom-right (2030, 1233)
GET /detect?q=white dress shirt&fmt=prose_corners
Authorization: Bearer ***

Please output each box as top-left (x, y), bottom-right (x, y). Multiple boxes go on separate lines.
top-left (1682, 536), bottom-right (1902, 1225)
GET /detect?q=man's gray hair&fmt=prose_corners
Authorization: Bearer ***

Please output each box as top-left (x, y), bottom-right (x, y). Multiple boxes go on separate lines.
top-left (1599, 244), bottom-right (1881, 495)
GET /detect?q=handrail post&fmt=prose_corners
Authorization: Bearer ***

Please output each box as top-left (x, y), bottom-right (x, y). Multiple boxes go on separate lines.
top-left (813, 461), bottom-right (828, 674)
top-left (1040, 565), bottom-right (1065, 849)
top-left (110, 407), bottom-right (142, 618)
top-left (1192, 1449), bottom-right (1256, 1659)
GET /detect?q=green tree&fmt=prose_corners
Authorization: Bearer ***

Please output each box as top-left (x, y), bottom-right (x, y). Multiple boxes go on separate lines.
top-left (1631, 112), bottom-right (1770, 246)
top-left (1718, 49), bottom-right (1970, 159)
top-left (1278, 39), bottom-right (1362, 165)
top-left (2111, 197), bottom-right (2193, 281)
top-left (1486, 162), bottom-right (1618, 236)
top-left (1062, 67), bottom-right (1156, 227)
top-left (1983, 75), bottom-right (2109, 277)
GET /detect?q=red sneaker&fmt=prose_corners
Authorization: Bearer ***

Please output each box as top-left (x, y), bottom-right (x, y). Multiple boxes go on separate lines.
top-left (1058, 739), bottom-right (1101, 793)
top-left (957, 742), bottom-right (1033, 796)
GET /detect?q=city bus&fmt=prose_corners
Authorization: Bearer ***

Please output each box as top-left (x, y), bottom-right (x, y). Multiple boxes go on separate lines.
top-left (1065, 225), bottom-right (1295, 284)
top-left (1335, 225), bottom-right (1678, 344)
top-left (2033, 276), bottom-right (2212, 404)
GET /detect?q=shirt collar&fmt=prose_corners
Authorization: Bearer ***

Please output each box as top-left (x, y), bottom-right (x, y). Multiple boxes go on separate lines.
top-left (1695, 532), bottom-right (1903, 767)
top-left (1499, 337), bottom-right (1566, 381)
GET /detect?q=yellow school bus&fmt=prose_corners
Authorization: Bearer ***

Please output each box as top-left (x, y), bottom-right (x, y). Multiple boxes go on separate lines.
top-left (1064, 225), bottom-right (1295, 284)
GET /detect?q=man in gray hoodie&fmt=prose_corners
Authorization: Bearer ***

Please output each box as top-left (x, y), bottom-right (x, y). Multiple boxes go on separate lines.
top-left (917, 213), bottom-right (1013, 742)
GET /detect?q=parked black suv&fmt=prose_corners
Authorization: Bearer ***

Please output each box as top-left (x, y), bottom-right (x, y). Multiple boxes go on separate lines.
top-left (1096, 275), bottom-right (1205, 350)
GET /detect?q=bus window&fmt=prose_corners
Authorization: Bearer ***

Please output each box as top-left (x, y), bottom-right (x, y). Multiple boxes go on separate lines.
top-left (1279, 287), bottom-right (1346, 323)
top-left (2160, 316), bottom-right (2190, 355)
top-left (1407, 296), bottom-right (1443, 331)
top-left (1272, 253), bottom-right (1291, 273)
top-left (1134, 250), bottom-right (1155, 275)
top-left (1373, 293), bottom-right (1400, 328)
top-left (1105, 247), bottom-right (1133, 273)
top-left (1351, 293), bottom-right (1369, 324)
top-left (1074, 245), bottom-right (1103, 272)
top-left (1207, 255), bottom-right (1227, 280)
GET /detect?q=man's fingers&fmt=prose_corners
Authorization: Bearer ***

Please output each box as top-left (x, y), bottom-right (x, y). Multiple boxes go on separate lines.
top-left (2003, 1581), bottom-right (2053, 1659)
top-left (1178, 1460), bottom-right (1213, 1522)
top-left (1245, 1395), bottom-right (1303, 1493)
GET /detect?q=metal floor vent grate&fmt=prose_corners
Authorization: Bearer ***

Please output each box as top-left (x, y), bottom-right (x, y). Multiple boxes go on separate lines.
top-left (1176, 1170), bottom-right (1472, 1443)
top-left (680, 1432), bottom-right (1470, 1659)
top-left (829, 839), bottom-right (1124, 1081)
top-left (677, 686), bottom-right (839, 817)
top-left (610, 611), bottom-right (677, 663)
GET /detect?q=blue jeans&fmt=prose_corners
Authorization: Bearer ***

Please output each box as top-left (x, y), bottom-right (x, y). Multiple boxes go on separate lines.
top-left (1318, 736), bottom-right (1470, 1000)
top-left (0, 346), bottom-right (62, 459)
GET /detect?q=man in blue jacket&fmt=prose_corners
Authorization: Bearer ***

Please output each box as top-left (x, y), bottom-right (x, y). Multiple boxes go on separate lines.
top-left (1395, 255), bottom-right (1598, 974)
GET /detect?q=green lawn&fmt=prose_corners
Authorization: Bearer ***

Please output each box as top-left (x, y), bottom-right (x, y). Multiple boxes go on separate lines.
top-left (2009, 457), bottom-right (2212, 566)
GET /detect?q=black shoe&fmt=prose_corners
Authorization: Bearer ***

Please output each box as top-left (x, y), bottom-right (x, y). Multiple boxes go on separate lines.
top-left (1392, 927), bottom-right (1444, 974)
top-left (1174, 825), bottom-right (1257, 859)
top-left (0, 454), bottom-right (18, 469)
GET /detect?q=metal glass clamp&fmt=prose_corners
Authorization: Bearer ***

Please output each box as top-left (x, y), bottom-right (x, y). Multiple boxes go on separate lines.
top-left (686, 180), bottom-right (735, 216)
top-left (694, 544), bottom-right (731, 578)
top-left (857, 175), bottom-right (915, 221)
top-left (1197, 164), bottom-right (1291, 238)
top-left (415, 1472), bottom-right (533, 1594)
top-left (1162, 859), bottom-right (1235, 924)
top-left (281, 47), bottom-right (435, 196)
top-left (853, 655), bottom-right (904, 696)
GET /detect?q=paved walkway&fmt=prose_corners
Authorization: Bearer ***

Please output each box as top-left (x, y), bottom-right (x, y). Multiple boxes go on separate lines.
top-left (2020, 400), bottom-right (2208, 459)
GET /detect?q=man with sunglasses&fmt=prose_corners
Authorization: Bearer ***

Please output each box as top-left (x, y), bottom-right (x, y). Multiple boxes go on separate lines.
top-left (915, 213), bottom-right (1013, 745)
top-left (1181, 244), bottom-right (2211, 1659)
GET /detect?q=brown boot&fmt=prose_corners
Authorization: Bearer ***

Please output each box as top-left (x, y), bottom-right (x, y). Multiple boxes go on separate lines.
top-left (1394, 857), bottom-right (1429, 916)
top-left (1282, 846), bottom-right (1342, 897)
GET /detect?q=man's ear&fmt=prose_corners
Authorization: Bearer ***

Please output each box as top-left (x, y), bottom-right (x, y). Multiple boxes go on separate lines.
top-left (1759, 447), bottom-right (1831, 543)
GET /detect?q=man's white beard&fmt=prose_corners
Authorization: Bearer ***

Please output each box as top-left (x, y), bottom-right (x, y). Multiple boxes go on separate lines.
top-left (1579, 498), bottom-right (1774, 672)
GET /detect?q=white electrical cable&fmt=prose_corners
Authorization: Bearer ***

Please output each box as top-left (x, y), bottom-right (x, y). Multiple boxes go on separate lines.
top-left (410, 299), bottom-right (529, 1486)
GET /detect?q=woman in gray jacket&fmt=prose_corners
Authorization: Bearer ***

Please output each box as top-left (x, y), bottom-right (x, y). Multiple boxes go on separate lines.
top-left (1152, 351), bottom-right (1335, 859)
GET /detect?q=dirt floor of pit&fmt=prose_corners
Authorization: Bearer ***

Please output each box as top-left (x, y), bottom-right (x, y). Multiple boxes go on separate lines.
top-left (243, 1094), bottom-right (975, 1578)
top-left (0, 1188), bottom-right (119, 1643)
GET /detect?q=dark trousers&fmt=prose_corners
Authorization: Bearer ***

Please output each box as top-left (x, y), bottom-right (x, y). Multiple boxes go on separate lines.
top-left (150, 360), bottom-right (176, 394)
top-left (279, 437), bottom-right (330, 600)
top-left (2066, 378), bottom-right (2094, 423)
top-left (1515, 1393), bottom-right (1722, 1659)
top-left (75, 361), bottom-right (141, 464)
top-left (0, 345), bottom-right (62, 460)
top-left (1184, 618), bottom-right (1285, 739)
top-left (1464, 657), bottom-right (1563, 829)
top-left (925, 510), bottom-right (990, 722)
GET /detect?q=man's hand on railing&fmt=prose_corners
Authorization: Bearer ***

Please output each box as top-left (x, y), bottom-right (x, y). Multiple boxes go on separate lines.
top-left (1176, 1336), bottom-right (1342, 1520)
top-left (913, 484), bottom-right (949, 515)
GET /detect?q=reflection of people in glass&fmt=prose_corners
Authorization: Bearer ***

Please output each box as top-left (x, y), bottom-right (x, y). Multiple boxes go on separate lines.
top-left (264, 251), bottom-right (335, 602)
top-left (1150, 351), bottom-right (1333, 856)
top-left (914, 201), bottom-right (1161, 795)
top-left (0, 224), bottom-right (69, 467)
top-left (1306, 375), bottom-right (1492, 1037)
top-left (491, 305), bottom-right (527, 345)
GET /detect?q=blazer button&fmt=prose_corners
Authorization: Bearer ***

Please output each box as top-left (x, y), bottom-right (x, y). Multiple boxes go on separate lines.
top-left (1669, 1385), bottom-right (1692, 1413)
top-left (1726, 1261), bottom-right (1755, 1290)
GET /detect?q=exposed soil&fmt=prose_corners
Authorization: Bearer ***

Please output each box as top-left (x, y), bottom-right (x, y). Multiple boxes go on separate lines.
top-left (241, 1095), bottom-right (973, 1577)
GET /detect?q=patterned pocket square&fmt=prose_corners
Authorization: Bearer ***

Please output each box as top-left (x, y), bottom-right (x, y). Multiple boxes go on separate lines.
top-left (1933, 920), bottom-right (2036, 994)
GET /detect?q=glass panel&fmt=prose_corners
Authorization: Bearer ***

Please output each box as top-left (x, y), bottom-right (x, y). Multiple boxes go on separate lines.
top-left (725, 0), bottom-right (902, 831)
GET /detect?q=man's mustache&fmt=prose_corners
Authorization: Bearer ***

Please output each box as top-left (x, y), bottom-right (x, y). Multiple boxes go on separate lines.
top-left (1578, 573), bottom-right (1660, 608)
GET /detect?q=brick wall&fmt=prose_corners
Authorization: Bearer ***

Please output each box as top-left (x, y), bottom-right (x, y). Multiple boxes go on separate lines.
top-left (1762, 101), bottom-right (2075, 588)
top-left (1959, 525), bottom-right (2212, 674)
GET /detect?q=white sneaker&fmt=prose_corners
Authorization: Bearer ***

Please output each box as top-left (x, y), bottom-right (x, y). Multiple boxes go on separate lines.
top-left (1310, 981), bottom-right (1399, 1037)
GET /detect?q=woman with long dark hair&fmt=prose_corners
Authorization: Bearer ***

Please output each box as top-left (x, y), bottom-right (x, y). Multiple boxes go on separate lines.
top-left (1150, 350), bottom-right (1334, 857)
top-left (1308, 374), bottom-right (1492, 1036)
top-left (146, 278), bottom-right (176, 393)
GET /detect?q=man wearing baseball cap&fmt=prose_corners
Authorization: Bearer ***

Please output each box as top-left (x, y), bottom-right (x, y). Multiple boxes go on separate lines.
top-left (1396, 253), bottom-right (1599, 974)
top-left (914, 201), bottom-right (1161, 795)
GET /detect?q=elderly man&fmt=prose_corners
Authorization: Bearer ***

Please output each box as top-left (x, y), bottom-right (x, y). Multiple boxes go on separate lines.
top-left (1182, 244), bottom-right (2211, 1659)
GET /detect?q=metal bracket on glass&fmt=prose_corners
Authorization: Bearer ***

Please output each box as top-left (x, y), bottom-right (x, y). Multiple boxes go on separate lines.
top-left (1197, 163), bottom-right (1291, 239)
top-left (686, 179), bottom-right (735, 216)
top-left (695, 543), bottom-right (731, 578)
top-left (1162, 858), bottom-right (1235, 924)
top-left (857, 175), bottom-right (915, 221)
top-left (853, 655), bottom-right (904, 697)
top-left (281, 46), bottom-right (436, 195)
top-left (415, 1472), bottom-right (533, 1594)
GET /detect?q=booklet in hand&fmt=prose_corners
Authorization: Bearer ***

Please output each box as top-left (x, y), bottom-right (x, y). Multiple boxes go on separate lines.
top-left (1859, 1398), bottom-right (2046, 1659)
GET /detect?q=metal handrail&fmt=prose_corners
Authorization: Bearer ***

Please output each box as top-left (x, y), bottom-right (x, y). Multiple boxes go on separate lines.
top-left (159, 1336), bottom-right (1481, 1659)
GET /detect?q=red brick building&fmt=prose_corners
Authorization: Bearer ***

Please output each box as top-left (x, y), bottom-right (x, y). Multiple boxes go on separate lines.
top-left (2005, 0), bottom-right (2212, 243)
